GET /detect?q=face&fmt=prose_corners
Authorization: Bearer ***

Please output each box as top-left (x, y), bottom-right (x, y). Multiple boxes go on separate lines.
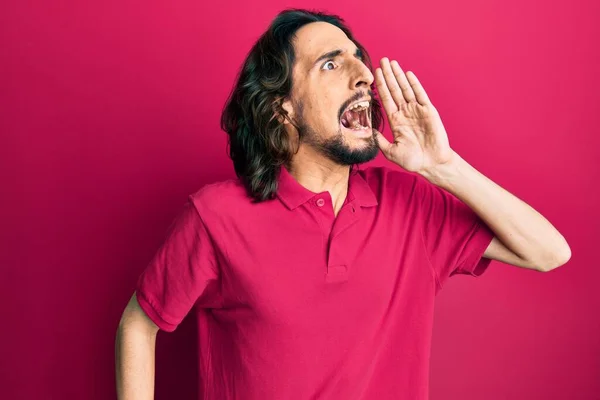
top-left (282, 22), bottom-right (379, 165)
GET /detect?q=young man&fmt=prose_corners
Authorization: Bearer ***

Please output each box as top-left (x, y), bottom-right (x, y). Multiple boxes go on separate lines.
top-left (115, 8), bottom-right (571, 400)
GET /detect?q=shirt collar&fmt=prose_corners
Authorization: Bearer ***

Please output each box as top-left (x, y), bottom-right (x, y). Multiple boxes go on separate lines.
top-left (276, 164), bottom-right (378, 210)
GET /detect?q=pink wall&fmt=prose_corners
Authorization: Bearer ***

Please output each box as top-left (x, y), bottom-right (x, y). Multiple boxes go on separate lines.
top-left (1, 0), bottom-right (598, 399)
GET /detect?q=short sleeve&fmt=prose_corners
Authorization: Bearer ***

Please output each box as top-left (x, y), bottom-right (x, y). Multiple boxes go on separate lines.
top-left (135, 196), bottom-right (221, 332)
top-left (415, 176), bottom-right (495, 291)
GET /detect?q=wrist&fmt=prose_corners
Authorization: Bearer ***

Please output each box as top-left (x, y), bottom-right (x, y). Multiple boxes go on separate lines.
top-left (419, 150), bottom-right (463, 188)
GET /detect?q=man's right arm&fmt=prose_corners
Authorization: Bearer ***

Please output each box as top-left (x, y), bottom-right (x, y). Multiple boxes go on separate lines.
top-left (115, 292), bottom-right (160, 400)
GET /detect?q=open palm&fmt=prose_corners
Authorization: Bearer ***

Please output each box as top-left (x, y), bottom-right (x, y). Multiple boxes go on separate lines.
top-left (373, 58), bottom-right (455, 174)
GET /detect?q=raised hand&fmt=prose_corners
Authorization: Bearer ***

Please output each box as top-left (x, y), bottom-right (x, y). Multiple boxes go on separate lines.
top-left (373, 57), bottom-right (455, 175)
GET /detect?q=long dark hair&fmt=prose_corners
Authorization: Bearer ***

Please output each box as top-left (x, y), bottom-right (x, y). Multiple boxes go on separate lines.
top-left (220, 8), bottom-right (384, 202)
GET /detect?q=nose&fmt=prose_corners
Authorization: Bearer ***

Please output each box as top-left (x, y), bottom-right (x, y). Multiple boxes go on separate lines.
top-left (351, 58), bottom-right (374, 90)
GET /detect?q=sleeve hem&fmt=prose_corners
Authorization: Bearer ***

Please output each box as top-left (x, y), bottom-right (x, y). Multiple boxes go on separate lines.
top-left (135, 289), bottom-right (178, 332)
top-left (458, 222), bottom-right (495, 277)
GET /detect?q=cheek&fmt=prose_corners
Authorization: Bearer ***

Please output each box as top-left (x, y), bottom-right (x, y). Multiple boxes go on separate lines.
top-left (309, 105), bottom-right (335, 127)
top-left (305, 94), bottom-right (340, 130)
top-left (321, 100), bottom-right (340, 127)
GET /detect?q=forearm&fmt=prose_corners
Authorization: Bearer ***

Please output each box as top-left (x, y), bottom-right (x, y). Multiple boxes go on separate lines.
top-left (420, 150), bottom-right (571, 268)
top-left (115, 323), bottom-right (157, 400)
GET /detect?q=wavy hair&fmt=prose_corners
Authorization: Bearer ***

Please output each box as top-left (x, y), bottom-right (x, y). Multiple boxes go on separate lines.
top-left (220, 8), bottom-right (384, 202)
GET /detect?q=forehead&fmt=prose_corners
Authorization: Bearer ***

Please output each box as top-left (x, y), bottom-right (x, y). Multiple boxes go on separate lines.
top-left (292, 21), bottom-right (356, 65)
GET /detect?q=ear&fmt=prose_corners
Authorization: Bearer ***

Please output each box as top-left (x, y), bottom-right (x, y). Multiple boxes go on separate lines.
top-left (273, 97), bottom-right (294, 125)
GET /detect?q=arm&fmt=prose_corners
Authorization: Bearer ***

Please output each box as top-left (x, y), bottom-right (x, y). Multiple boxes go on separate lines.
top-left (372, 57), bottom-right (571, 272)
top-left (116, 198), bottom-right (221, 397)
top-left (115, 292), bottom-right (159, 400)
top-left (421, 151), bottom-right (571, 272)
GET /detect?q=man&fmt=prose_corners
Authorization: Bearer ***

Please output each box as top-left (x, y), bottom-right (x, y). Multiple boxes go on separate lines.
top-left (115, 8), bottom-right (571, 400)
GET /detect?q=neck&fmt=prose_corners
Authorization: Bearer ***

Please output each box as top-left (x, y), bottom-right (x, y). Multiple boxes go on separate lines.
top-left (287, 155), bottom-right (351, 214)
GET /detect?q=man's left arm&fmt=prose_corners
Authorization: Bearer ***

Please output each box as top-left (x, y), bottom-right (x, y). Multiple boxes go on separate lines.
top-left (372, 57), bottom-right (571, 272)
top-left (420, 150), bottom-right (571, 272)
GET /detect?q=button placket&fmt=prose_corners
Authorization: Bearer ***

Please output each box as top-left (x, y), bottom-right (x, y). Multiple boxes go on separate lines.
top-left (323, 202), bottom-right (362, 283)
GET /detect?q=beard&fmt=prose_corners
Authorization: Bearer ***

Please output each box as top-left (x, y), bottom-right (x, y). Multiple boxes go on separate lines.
top-left (295, 103), bottom-right (380, 166)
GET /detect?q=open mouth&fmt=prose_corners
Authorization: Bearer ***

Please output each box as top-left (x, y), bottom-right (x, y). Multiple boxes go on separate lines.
top-left (340, 100), bottom-right (371, 131)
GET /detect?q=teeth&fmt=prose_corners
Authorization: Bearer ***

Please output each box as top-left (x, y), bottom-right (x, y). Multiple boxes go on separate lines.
top-left (348, 100), bottom-right (370, 111)
top-left (350, 120), bottom-right (368, 129)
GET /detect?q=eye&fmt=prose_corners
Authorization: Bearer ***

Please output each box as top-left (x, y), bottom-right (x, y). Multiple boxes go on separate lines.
top-left (321, 60), bottom-right (336, 71)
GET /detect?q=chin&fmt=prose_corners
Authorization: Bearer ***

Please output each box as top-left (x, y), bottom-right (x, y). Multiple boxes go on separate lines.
top-left (322, 130), bottom-right (379, 165)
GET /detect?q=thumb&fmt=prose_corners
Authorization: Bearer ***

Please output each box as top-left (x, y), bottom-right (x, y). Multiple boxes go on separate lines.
top-left (374, 129), bottom-right (392, 157)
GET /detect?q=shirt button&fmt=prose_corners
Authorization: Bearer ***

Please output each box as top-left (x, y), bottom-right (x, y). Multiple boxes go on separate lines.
top-left (316, 198), bottom-right (325, 207)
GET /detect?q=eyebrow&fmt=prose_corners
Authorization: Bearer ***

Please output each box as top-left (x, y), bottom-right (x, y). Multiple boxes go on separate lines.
top-left (313, 47), bottom-right (364, 66)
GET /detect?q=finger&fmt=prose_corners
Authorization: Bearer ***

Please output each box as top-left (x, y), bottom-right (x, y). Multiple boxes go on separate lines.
top-left (405, 71), bottom-right (431, 105)
top-left (380, 57), bottom-right (407, 106)
top-left (374, 67), bottom-right (398, 118)
top-left (373, 129), bottom-right (393, 157)
top-left (390, 60), bottom-right (416, 103)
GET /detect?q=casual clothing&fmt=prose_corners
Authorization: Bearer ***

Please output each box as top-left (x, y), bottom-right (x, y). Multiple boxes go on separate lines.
top-left (136, 164), bottom-right (494, 399)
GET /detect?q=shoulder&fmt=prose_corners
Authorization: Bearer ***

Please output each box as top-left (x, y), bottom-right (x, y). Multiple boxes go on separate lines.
top-left (188, 177), bottom-right (250, 216)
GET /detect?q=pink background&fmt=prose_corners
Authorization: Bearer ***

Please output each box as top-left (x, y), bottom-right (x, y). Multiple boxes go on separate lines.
top-left (1, 0), bottom-right (598, 399)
